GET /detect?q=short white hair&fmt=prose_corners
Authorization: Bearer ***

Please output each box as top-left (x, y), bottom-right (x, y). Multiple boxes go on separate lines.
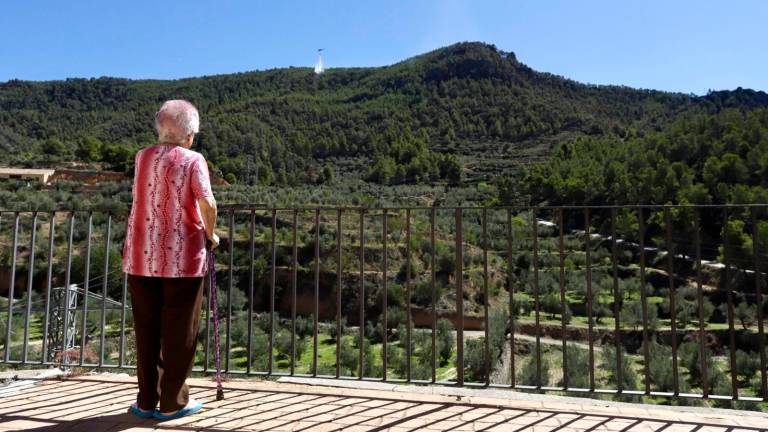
top-left (155, 100), bottom-right (200, 144)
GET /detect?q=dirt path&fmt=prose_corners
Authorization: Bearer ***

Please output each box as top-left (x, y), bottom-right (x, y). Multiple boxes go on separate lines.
top-left (461, 330), bottom-right (602, 352)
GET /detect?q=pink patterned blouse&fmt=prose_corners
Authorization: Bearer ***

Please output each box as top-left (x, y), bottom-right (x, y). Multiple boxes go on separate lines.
top-left (122, 144), bottom-right (214, 278)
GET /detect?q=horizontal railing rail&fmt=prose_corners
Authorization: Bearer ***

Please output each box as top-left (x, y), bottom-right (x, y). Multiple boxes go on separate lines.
top-left (0, 205), bottom-right (765, 405)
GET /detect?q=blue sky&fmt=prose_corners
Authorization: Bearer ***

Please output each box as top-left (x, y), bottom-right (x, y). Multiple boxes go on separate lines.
top-left (1, 0), bottom-right (766, 94)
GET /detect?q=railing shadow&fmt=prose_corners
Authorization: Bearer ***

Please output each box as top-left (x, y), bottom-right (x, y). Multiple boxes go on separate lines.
top-left (1, 378), bottom-right (765, 431)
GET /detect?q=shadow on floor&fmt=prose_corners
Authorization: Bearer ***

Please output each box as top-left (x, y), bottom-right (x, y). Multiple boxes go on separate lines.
top-left (0, 378), bottom-right (764, 432)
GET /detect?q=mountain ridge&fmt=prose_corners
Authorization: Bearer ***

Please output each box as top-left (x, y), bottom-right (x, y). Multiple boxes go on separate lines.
top-left (1, 42), bottom-right (766, 187)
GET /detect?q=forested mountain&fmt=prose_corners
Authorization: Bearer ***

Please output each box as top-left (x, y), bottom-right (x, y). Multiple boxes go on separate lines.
top-left (524, 107), bottom-right (768, 206)
top-left (2, 41), bottom-right (765, 192)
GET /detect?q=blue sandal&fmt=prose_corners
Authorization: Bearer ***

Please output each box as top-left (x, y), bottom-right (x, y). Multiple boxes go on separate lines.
top-left (129, 403), bottom-right (155, 418)
top-left (153, 399), bottom-right (204, 421)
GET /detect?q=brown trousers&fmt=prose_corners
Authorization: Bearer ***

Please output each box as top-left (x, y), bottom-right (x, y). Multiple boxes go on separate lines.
top-left (128, 275), bottom-right (204, 412)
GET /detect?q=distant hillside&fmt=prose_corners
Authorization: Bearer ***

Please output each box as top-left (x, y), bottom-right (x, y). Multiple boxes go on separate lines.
top-left (1, 42), bottom-right (766, 187)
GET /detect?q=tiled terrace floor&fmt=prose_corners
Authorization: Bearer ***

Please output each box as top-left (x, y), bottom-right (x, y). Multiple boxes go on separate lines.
top-left (0, 374), bottom-right (766, 431)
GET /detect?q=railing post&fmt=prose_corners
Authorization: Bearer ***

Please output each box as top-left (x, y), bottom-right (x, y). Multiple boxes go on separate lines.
top-left (610, 207), bottom-right (622, 393)
top-left (203, 242), bottom-right (211, 372)
top-left (751, 207), bottom-right (768, 401)
top-left (98, 214), bottom-right (110, 367)
top-left (482, 208), bottom-right (490, 386)
top-left (226, 209), bottom-right (234, 373)
top-left (41, 212), bottom-right (56, 365)
top-left (247, 210), bottom-right (255, 374)
top-left (119, 272), bottom-right (127, 367)
top-left (22, 212), bottom-right (37, 364)
top-left (4, 213), bottom-right (19, 363)
top-left (269, 209), bottom-right (277, 374)
top-left (405, 208), bottom-right (412, 382)
top-left (80, 212), bottom-right (92, 366)
top-left (752, 206), bottom-right (767, 401)
top-left (313, 208), bottom-right (320, 377)
top-left (694, 208), bottom-right (708, 398)
top-left (532, 207), bottom-right (542, 389)
top-left (336, 209), bottom-right (343, 379)
top-left (664, 207), bottom-right (679, 396)
top-left (290, 209), bottom-right (298, 376)
top-left (430, 208), bottom-right (437, 383)
top-left (60, 213), bottom-right (75, 367)
top-left (558, 208), bottom-right (568, 390)
top-left (382, 209), bottom-right (388, 380)
top-left (584, 208), bottom-right (594, 391)
top-left (507, 208), bottom-right (515, 388)
top-left (455, 208), bottom-right (464, 386)
top-left (359, 209), bottom-right (365, 379)
top-left (723, 208), bottom-right (738, 400)
top-left (638, 207), bottom-right (651, 395)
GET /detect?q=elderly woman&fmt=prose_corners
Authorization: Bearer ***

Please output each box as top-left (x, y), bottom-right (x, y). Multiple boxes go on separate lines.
top-left (122, 100), bottom-right (219, 420)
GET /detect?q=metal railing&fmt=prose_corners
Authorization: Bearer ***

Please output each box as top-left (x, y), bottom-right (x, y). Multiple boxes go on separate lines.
top-left (0, 205), bottom-right (766, 404)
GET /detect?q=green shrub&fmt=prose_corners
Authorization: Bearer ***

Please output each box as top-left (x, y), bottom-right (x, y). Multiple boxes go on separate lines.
top-left (733, 349), bottom-right (760, 384)
top-left (488, 308), bottom-right (508, 360)
top-left (339, 338), bottom-right (358, 375)
top-left (601, 346), bottom-right (640, 401)
top-left (678, 341), bottom-right (713, 387)
top-left (294, 315), bottom-right (314, 339)
top-left (560, 345), bottom-right (589, 389)
top-left (436, 319), bottom-right (454, 365)
top-left (517, 354), bottom-right (550, 388)
top-left (464, 337), bottom-right (489, 383)
top-left (329, 317), bottom-right (346, 341)
top-left (274, 329), bottom-right (307, 361)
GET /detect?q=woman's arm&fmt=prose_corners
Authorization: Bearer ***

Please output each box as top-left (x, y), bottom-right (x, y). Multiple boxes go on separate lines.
top-left (198, 196), bottom-right (219, 249)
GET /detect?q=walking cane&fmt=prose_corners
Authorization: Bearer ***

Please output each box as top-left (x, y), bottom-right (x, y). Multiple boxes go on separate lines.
top-left (207, 243), bottom-right (225, 400)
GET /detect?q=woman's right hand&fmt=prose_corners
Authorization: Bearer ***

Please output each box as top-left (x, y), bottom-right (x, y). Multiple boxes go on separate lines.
top-left (207, 233), bottom-right (220, 250)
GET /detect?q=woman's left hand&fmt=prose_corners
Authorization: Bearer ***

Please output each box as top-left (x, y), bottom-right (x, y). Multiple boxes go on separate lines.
top-left (207, 233), bottom-right (220, 250)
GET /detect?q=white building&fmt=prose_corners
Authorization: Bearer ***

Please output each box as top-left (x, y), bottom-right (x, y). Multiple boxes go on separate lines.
top-left (0, 168), bottom-right (56, 184)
